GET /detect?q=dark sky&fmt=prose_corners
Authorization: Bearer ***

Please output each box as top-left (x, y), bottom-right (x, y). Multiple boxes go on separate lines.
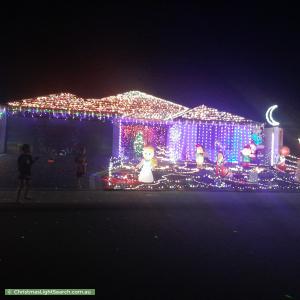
top-left (0, 2), bottom-right (299, 136)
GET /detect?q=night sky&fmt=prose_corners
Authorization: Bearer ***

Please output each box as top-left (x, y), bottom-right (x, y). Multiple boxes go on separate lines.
top-left (0, 3), bottom-right (299, 148)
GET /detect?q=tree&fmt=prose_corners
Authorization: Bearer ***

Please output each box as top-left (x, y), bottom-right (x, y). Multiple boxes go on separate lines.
top-left (134, 131), bottom-right (144, 157)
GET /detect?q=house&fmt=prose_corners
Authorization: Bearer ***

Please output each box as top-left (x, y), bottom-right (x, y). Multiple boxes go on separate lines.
top-left (3, 91), bottom-right (263, 165)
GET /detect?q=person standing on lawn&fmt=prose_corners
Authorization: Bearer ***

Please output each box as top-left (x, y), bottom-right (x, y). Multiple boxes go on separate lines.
top-left (17, 144), bottom-right (38, 202)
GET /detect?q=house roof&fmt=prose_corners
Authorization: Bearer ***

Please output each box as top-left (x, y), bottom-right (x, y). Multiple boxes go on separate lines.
top-left (8, 93), bottom-right (85, 111)
top-left (177, 104), bottom-right (252, 123)
top-left (7, 91), bottom-right (258, 124)
top-left (87, 91), bottom-right (189, 120)
top-left (8, 91), bottom-right (189, 121)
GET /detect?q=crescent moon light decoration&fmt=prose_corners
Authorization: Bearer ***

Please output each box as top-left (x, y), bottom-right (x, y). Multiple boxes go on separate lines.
top-left (266, 105), bottom-right (280, 127)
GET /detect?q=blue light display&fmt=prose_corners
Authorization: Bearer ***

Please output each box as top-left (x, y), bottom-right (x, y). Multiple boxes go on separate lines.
top-left (166, 122), bottom-right (256, 163)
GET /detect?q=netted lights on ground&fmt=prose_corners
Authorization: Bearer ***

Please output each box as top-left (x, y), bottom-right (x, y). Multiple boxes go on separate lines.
top-left (105, 151), bottom-right (300, 192)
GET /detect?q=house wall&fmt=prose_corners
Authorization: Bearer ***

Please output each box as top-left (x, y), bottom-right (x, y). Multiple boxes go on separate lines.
top-left (167, 122), bottom-right (257, 163)
top-left (118, 121), bottom-right (169, 160)
top-left (4, 115), bottom-right (113, 188)
top-left (113, 122), bottom-right (255, 162)
top-left (112, 120), bottom-right (260, 163)
top-left (112, 120), bottom-right (121, 157)
top-left (264, 127), bottom-right (283, 165)
top-left (0, 107), bottom-right (7, 153)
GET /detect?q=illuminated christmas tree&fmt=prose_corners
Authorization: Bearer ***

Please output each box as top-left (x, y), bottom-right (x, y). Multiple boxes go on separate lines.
top-left (134, 131), bottom-right (144, 157)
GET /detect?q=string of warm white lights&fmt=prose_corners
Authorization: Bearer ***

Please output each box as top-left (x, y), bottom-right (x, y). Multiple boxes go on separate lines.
top-left (179, 104), bottom-right (252, 123)
top-left (287, 154), bottom-right (300, 161)
top-left (7, 91), bottom-right (259, 125)
top-left (8, 91), bottom-right (189, 121)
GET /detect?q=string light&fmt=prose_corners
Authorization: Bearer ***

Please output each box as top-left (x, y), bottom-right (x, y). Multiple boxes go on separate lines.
top-left (179, 104), bottom-right (252, 123)
top-left (265, 105), bottom-right (280, 127)
top-left (104, 153), bottom-right (300, 191)
top-left (7, 91), bottom-right (259, 125)
top-left (8, 91), bottom-right (189, 121)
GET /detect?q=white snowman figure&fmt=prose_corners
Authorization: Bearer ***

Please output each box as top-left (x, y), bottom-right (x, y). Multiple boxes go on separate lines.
top-left (136, 146), bottom-right (156, 183)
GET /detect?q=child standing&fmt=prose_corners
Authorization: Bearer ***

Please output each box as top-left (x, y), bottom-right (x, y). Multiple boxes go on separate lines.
top-left (17, 144), bottom-right (38, 202)
top-left (75, 147), bottom-right (87, 189)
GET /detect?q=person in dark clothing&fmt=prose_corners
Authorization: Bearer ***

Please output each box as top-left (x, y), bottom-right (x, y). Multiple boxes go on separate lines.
top-left (75, 147), bottom-right (87, 189)
top-left (17, 144), bottom-right (38, 202)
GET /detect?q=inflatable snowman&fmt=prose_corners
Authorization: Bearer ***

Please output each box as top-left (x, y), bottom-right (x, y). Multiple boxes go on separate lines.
top-left (136, 146), bottom-right (156, 183)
